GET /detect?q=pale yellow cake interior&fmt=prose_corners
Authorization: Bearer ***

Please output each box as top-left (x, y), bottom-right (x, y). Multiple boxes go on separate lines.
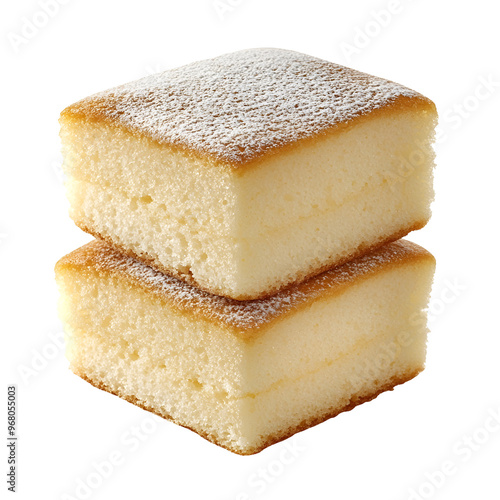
top-left (56, 240), bottom-right (435, 454)
top-left (60, 104), bottom-right (436, 300)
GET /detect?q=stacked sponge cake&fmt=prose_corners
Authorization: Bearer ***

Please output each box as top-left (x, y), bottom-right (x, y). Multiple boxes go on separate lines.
top-left (56, 48), bottom-right (437, 454)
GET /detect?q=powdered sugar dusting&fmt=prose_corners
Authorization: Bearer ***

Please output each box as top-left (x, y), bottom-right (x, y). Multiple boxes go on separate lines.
top-left (63, 48), bottom-right (426, 165)
top-left (60, 239), bottom-right (429, 332)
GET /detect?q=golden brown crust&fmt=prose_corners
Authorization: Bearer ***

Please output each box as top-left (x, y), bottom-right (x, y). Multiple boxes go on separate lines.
top-left (60, 48), bottom-right (436, 169)
top-left (71, 216), bottom-right (430, 302)
top-left (73, 367), bottom-right (422, 455)
top-left (60, 94), bottom-right (435, 173)
top-left (56, 236), bottom-right (435, 335)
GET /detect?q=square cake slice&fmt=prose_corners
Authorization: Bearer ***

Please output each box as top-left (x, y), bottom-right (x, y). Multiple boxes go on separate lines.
top-left (55, 239), bottom-right (435, 455)
top-left (60, 48), bottom-right (437, 300)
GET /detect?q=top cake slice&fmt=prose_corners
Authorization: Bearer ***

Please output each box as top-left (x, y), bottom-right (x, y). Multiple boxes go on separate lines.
top-left (60, 48), bottom-right (437, 300)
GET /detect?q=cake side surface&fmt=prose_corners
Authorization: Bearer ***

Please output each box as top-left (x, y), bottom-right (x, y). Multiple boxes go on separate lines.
top-left (56, 239), bottom-right (435, 455)
top-left (60, 48), bottom-right (435, 167)
top-left (56, 243), bottom-right (434, 398)
top-left (61, 101), bottom-right (435, 300)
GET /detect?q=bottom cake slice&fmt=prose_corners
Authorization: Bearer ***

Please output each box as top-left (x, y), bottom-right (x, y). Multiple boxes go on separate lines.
top-left (55, 239), bottom-right (435, 455)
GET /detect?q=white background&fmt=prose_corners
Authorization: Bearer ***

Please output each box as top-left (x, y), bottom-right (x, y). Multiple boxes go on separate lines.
top-left (2, 0), bottom-right (500, 499)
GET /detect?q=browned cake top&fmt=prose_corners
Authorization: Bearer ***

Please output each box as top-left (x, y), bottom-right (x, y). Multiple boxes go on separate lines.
top-left (61, 48), bottom-right (434, 167)
top-left (56, 239), bottom-right (434, 334)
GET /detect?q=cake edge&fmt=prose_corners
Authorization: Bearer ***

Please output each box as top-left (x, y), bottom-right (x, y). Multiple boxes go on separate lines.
top-left (72, 366), bottom-right (423, 456)
top-left (55, 235), bottom-right (435, 337)
top-left (60, 93), bottom-right (436, 170)
top-left (70, 216), bottom-right (430, 302)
